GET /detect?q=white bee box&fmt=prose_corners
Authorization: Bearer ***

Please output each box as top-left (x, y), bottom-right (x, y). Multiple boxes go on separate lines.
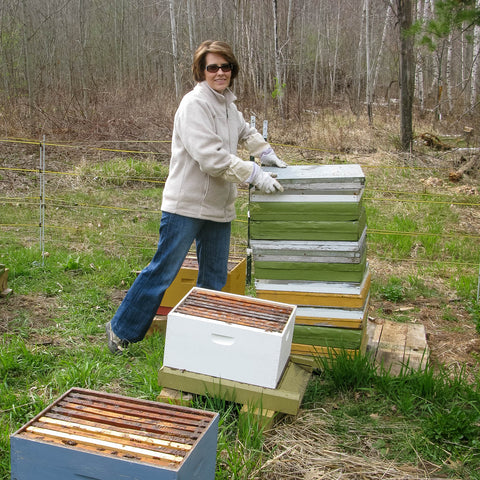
top-left (163, 288), bottom-right (296, 389)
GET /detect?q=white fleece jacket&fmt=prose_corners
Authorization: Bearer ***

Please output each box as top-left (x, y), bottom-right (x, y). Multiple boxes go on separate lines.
top-left (161, 81), bottom-right (269, 222)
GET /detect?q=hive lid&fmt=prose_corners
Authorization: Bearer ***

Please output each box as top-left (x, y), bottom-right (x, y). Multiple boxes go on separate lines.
top-left (252, 164), bottom-right (365, 201)
top-left (171, 287), bottom-right (295, 333)
top-left (262, 164), bottom-right (365, 184)
top-left (11, 388), bottom-right (218, 470)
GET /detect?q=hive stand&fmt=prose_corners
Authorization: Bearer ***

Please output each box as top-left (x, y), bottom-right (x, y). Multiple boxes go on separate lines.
top-left (364, 318), bottom-right (430, 375)
top-left (156, 287), bottom-right (312, 426)
top-left (157, 357), bottom-right (313, 426)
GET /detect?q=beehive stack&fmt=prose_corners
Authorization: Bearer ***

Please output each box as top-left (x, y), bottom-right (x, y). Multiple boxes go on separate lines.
top-left (250, 164), bottom-right (369, 359)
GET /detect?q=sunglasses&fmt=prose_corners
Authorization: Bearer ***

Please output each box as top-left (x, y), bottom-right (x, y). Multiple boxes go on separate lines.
top-left (205, 63), bottom-right (233, 73)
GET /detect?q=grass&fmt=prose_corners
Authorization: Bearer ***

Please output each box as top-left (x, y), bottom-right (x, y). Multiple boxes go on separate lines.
top-left (305, 351), bottom-right (480, 479)
top-left (1, 135), bottom-right (480, 479)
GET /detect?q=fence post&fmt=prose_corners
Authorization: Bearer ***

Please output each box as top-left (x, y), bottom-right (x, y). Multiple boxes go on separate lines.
top-left (246, 116), bottom-right (256, 285)
top-left (39, 136), bottom-right (46, 266)
top-left (477, 260), bottom-right (479, 302)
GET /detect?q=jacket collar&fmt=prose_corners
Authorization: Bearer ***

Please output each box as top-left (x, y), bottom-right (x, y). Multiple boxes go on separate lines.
top-left (197, 81), bottom-right (237, 105)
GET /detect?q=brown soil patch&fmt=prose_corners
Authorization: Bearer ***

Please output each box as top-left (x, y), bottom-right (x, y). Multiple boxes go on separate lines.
top-left (0, 294), bottom-right (58, 343)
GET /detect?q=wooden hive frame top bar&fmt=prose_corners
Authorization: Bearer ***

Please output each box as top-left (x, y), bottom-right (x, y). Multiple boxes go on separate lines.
top-left (173, 288), bottom-right (293, 333)
top-left (14, 388), bottom-right (217, 469)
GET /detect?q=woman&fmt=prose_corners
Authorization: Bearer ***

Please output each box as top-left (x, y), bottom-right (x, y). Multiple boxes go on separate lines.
top-left (106, 40), bottom-right (286, 353)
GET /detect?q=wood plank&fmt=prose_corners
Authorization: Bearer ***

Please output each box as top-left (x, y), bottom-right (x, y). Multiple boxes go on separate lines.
top-left (260, 164), bottom-right (365, 185)
top-left (250, 230), bottom-right (366, 257)
top-left (239, 405), bottom-right (278, 429)
top-left (158, 360), bottom-right (312, 416)
top-left (364, 319), bottom-right (384, 356)
top-left (375, 321), bottom-right (408, 376)
top-left (290, 343), bottom-right (356, 357)
top-left (365, 320), bottom-right (430, 375)
top-left (157, 388), bottom-right (193, 407)
top-left (297, 316), bottom-right (363, 329)
top-left (404, 323), bottom-right (429, 370)
top-left (251, 193), bottom-right (364, 203)
top-left (295, 298), bottom-right (369, 329)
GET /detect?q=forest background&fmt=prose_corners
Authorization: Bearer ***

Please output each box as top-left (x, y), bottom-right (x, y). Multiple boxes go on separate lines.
top-left (0, 0), bottom-right (478, 140)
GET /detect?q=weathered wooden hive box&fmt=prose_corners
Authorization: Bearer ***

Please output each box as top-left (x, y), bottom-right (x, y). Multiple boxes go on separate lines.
top-left (163, 287), bottom-right (296, 389)
top-left (158, 255), bottom-right (246, 312)
top-left (10, 388), bottom-right (218, 480)
top-left (250, 164), bottom-right (369, 359)
top-left (250, 164), bottom-right (365, 241)
top-left (251, 228), bottom-right (366, 283)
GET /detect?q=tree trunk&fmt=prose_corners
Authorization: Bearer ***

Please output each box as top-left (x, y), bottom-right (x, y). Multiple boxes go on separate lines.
top-left (353, 1), bottom-right (366, 113)
top-left (330, 7), bottom-right (340, 102)
top-left (365, 0), bottom-right (373, 124)
top-left (415, 0), bottom-right (428, 113)
top-left (187, 0), bottom-right (195, 53)
top-left (471, 0), bottom-right (480, 108)
top-left (168, 0), bottom-right (181, 101)
top-left (446, 31), bottom-right (453, 113)
top-left (21, 0), bottom-right (33, 112)
top-left (373, 3), bottom-right (392, 101)
top-left (398, 0), bottom-right (415, 151)
top-left (272, 0), bottom-right (284, 117)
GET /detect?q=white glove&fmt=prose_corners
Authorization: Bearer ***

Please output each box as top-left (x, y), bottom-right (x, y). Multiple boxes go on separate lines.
top-left (260, 147), bottom-right (287, 168)
top-left (251, 166), bottom-right (284, 193)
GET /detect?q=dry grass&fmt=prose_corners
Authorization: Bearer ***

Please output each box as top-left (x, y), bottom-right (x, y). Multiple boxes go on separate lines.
top-left (256, 409), bottom-right (444, 480)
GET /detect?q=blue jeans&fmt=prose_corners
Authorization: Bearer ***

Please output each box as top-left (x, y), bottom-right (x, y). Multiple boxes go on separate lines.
top-left (111, 212), bottom-right (231, 342)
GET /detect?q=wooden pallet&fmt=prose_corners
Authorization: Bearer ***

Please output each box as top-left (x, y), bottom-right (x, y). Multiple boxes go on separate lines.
top-left (157, 358), bottom-right (313, 419)
top-left (364, 319), bottom-right (429, 375)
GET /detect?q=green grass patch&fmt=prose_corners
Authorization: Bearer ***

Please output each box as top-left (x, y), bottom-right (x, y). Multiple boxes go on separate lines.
top-left (304, 350), bottom-right (480, 479)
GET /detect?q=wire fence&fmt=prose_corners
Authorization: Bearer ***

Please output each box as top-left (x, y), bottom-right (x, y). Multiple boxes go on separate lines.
top-left (1, 136), bottom-right (479, 295)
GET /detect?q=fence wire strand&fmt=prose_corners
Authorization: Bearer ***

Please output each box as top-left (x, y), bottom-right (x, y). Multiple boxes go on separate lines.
top-left (1, 136), bottom-right (479, 273)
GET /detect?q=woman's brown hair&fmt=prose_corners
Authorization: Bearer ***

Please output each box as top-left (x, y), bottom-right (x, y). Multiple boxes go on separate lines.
top-left (192, 40), bottom-right (239, 87)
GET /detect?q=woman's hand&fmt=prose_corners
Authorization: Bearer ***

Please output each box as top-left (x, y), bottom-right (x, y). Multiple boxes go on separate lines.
top-left (260, 148), bottom-right (287, 168)
top-left (252, 169), bottom-right (284, 193)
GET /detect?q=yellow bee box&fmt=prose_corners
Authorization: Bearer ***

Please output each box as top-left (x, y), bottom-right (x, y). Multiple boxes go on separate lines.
top-left (159, 256), bottom-right (246, 310)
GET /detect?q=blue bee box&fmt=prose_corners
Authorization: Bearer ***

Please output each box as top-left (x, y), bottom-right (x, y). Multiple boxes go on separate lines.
top-left (10, 388), bottom-right (218, 480)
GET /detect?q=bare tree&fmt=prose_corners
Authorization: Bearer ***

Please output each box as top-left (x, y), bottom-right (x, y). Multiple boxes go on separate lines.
top-left (472, 0), bottom-right (480, 108)
top-left (373, 3), bottom-right (393, 102)
top-left (168, 0), bottom-right (181, 101)
top-left (272, 0), bottom-right (284, 117)
top-left (365, 0), bottom-right (373, 124)
top-left (397, 0), bottom-right (415, 151)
